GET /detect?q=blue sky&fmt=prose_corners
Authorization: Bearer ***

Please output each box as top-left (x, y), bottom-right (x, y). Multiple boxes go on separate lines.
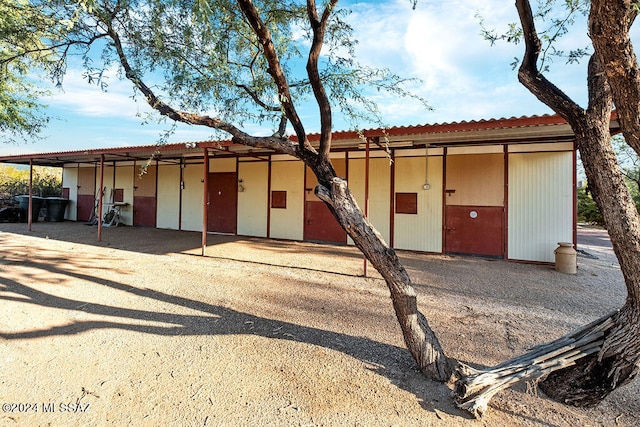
top-left (0, 0), bottom-right (601, 157)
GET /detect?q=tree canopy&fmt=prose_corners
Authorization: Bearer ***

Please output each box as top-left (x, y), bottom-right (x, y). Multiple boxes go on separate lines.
top-left (0, 0), bottom-right (425, 145)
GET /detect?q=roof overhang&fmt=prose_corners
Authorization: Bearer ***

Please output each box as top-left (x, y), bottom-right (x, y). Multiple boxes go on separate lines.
top-left (0, 114), bottom-right (620, 167)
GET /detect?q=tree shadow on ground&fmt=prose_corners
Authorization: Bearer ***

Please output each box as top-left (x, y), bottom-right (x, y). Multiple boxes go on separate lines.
top-left (0, 222), bottom-right (366, 275)
top-left (0, 253), bottom-right (472, 420)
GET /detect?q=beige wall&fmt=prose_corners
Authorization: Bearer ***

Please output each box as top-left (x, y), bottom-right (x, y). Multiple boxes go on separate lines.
top-left (62, 167), bottom-right (78, 221)
top-left (347, 157), bottom-right (391, 245)
top-left (270, 160), bottom-right (304, 240)
top-left (508, 151), bottom-right (574, 262)
top-left (156, 164), bottom-right (181, 230)
top-left (237, 160), bottom-right (268, 237)
top-left (393, 155), bottom-right (443, 252)
top-left (96, 166), bottom-right (115, 207)
top-left (210, 157), bottom-right (236, 173)
top-left (181, 163), bottom-right (204, 232)
top-left (77, 166), bottom-right (95, 196)
top-left (115, 165), bottom-right (134, 225)
top-left (445, 153), bottom-right (504, 206)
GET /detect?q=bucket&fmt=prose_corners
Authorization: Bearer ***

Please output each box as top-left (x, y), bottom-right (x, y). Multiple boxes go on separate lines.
top-left (45, 197), bottom-right (69, 222)
top-left (554, 242), bottom-right (577, 274)
top-left (15, 195), bottom-right (43, 222)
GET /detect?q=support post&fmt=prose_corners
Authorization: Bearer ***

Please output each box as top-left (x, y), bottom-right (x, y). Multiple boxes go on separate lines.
top-left (28, 159), bottom-right (33, 231)
top-left (202, 148), bottom-right (209, 256)
top-left (364, 138), bottom-right (370, 277)
top-left (98, 154), bottom-right (105, 242)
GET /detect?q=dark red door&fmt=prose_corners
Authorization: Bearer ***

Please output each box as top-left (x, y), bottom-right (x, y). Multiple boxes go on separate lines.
top-left (77, 195), bottom-right (95, 222)
top-left (445, 206), bottom-right (504, 257)
top-left (134, 165), bottom-right (157, 227)
top-left (303, 161), bottom-right (346, 244)
top-left (133, 196), bottom-right (157, 227)
top-left (208, 172), bottom-right (237, 234)
top-left (304, 201), bottom-right (346, 243)
top-left (77, 167), bottom-right (96, 221)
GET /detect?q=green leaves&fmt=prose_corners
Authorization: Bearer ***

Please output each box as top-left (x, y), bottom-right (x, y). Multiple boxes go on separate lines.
top-left (1, 0), bottom-right (430, 144)
top-left (478, 0), bottom-right (590, 70)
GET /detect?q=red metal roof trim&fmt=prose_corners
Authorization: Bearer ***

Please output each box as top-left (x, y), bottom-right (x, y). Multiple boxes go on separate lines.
top-left (0, 113), bottom-right (600, 163)
top-left (289, 114), bottom-right (570, 143)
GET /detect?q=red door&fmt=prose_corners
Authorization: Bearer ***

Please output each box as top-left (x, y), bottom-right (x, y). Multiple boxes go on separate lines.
top-left (133, 197), bottom-right (157, 227)
top-left (304, 201), bottom-right (346, 243)
top-left (303, 161), bottom-right (346, 244)
top-left (445, 206), bottom-right (504, 257)
top-left (77, 195), bottom-right (95, 222)
top-left (77, 167), bottom-right (96, 221)
top-left (134, 165), bottom-right (157, 227)
top-left (208, 172), bottom-right (237, 234)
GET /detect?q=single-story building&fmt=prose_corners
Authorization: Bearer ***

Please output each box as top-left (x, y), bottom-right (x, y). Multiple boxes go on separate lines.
top-left (0, 114), bottom-right (620, 263)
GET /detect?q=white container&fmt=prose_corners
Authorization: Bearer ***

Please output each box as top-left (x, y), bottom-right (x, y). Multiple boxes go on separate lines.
top-left (554, 242), bottom-right (577, 274)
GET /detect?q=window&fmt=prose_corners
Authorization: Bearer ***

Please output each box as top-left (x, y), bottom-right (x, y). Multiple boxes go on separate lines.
top-left (114, 188), bottom-right (124, 203)
top-left (271, 191), bottom-right (287, 209)
top-left (395, 193), bottom-right (418, 214)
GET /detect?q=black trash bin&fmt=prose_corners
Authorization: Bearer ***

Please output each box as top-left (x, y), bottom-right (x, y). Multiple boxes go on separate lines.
top-left (46, 197), bottom-right (69, 222)
top-left (16, 195), bottom-right (43, 222)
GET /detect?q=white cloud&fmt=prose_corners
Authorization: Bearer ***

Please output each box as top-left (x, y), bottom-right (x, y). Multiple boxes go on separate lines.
top-left (45, 67), bottom-right (153, 119)
top-left (344, 0), bottom-right (588, 124)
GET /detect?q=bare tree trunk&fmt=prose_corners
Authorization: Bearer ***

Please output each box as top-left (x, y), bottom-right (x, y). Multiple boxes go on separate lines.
top-left (313, 164), bottom-right (453, 382)
top-left (589, 0), bottom-right (640, 156)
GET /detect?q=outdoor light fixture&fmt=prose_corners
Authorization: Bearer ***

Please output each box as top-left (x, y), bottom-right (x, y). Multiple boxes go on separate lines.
top-left (423, 144), bottom-right (431, 190)
top-left (238, 179), bottom-right (245, 192)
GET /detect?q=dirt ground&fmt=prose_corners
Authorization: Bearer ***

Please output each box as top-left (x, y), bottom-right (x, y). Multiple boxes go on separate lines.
top-left (0, 222), bottom-right (638, 426)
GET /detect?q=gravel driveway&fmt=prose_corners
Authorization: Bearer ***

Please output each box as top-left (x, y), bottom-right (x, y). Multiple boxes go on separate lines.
top-left (0, 221), bottom-right (637, 426)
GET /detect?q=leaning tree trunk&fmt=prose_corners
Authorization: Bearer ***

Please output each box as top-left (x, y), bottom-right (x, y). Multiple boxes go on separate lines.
top-left (311, 159), bottom-right (453, 382)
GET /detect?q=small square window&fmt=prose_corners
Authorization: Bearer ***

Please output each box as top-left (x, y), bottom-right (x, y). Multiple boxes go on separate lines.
top-left (114, 188), bottom-right (124, 203)
top-left (396, 193), bottom-right (418, 214)
top-left (271, 191), bottom-right (287, 209)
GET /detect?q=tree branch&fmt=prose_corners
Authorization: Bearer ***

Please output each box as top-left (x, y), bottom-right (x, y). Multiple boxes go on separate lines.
top-left (236, 0), bottom-right (314, 154)
top-left (236, 84), bottom-right (281, 111)
top-left (104, 16), bottom-right (299, 157)
top-left (515, 0), bottom-right (585, 124)
top-left (306, 0), bottom-right (338, 158)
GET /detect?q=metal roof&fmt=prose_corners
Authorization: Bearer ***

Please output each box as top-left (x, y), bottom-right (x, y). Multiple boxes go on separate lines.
top-left (0, 114), bottom-right (619, 167)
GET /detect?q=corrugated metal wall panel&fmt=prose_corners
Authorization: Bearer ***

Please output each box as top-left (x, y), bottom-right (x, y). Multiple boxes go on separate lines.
top-left (237, 161), bottom-right (268, 237)
top-left (156, 164), bottom-right (180, 230)
top-left (62, 168), bottom-right (78, 221)
top-left (94, 166), bottom-right (114, 200)
top-left (115, 166), bottom-right (134, 225)
top-left (270, 161), bottom-right (304, 241)
top-left (393, 156), bottom-right (443, 252)
top-left (347, 158), bottom-right (391, 245)
top-left (180, 163), bottom-right (204, 232)
top-left (508, 152), bottom-right (573, 262)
